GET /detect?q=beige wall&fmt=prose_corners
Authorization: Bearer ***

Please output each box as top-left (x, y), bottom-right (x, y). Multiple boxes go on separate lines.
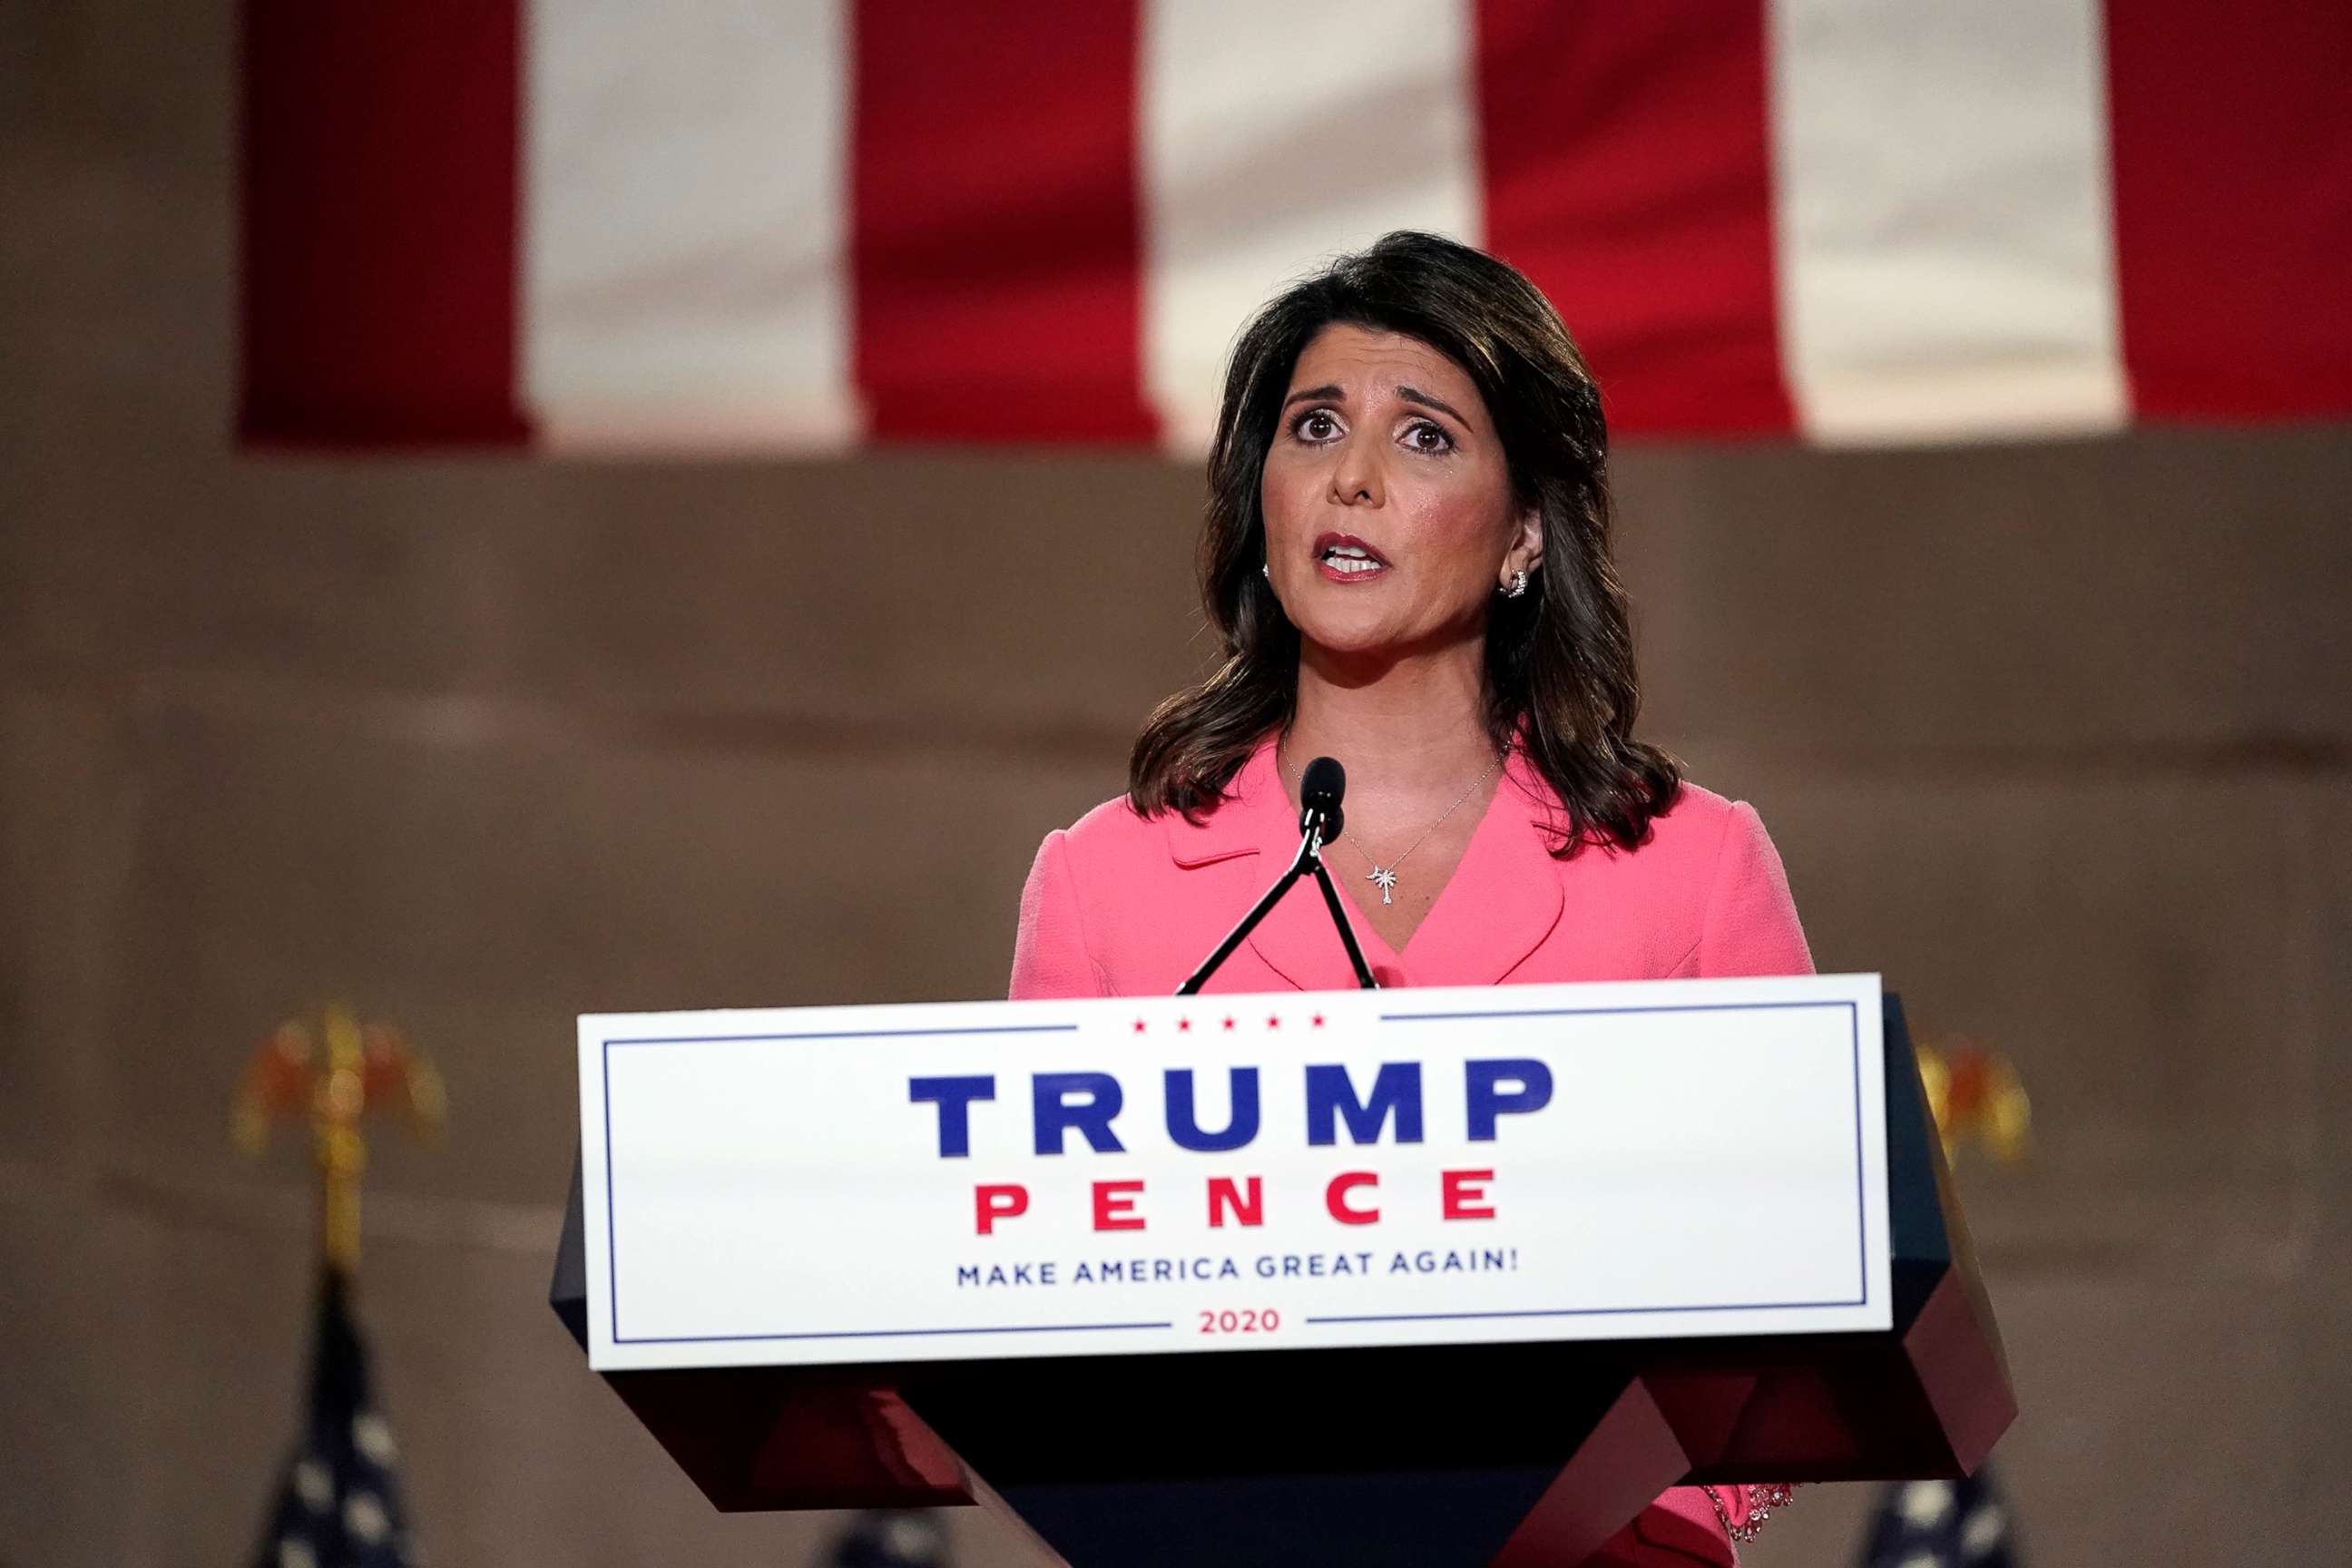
top-left (5, 4), bottom-right (2349, 1564)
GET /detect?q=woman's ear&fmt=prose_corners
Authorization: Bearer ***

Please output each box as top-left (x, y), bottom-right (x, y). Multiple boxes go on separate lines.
top-left (1503, 507), bottom-right (1544, 583)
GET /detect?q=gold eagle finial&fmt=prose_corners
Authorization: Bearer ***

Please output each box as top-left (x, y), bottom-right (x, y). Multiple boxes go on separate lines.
top-left (231, 1004), bottom-right (446, 1272)
top-left (1916, 1033), bottom-right (2030, 1165)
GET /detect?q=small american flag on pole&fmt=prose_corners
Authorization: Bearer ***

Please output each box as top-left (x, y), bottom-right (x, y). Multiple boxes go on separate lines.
top-left (1856, 1469), bottom-right (2020, 1568)
top-left (249, 1269), bottom-right (422, 1568)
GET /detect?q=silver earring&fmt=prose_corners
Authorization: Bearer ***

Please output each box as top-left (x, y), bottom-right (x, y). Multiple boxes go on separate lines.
top-left (1503, 568), bottom-right (1529, 599)
top-left (1261, 561), bottom-right (1270, 579)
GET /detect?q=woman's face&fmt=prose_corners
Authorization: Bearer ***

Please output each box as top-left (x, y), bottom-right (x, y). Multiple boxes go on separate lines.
top-left (1259, 324), bottom-right (1541, 662)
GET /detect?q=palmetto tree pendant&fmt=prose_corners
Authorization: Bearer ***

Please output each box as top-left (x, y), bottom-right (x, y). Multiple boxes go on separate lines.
top-left (1367, 867), bottom-right (1400, 905)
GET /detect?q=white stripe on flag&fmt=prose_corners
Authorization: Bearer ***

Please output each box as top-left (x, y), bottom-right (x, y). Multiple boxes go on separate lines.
top-left (1769, 0), bottom-right (2127, 444)
top-left (1142, 0), bottom-right (1482, 454)
top-left (523, 0), bottom-right (858, 451)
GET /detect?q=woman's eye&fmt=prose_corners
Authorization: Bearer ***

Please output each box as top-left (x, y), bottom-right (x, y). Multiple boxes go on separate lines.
top-left (1294, 410), bottom-right (1339, 442)
top-left (1404, 420), bottom-right (1454, 453)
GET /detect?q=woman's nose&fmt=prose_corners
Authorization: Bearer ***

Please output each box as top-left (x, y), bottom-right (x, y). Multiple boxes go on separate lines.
top-left (1328, 442), bottom-right (1384, 507)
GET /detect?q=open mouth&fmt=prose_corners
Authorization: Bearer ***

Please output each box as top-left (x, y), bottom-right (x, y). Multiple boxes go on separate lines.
top-left (1314, 533), bottom-right (1391, 583)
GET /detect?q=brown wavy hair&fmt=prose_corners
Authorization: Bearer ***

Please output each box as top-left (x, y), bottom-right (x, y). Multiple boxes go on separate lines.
top-left (1127, 230), bottom-right (1680, 855)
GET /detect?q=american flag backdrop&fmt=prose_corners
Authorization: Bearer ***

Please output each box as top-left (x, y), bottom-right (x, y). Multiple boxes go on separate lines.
top-left (240, 1), bottom-right (2352, 454)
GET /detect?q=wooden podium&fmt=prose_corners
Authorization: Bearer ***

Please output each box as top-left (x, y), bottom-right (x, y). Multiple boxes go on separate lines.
top-left (550, 988), bottom-right (2012, 1567)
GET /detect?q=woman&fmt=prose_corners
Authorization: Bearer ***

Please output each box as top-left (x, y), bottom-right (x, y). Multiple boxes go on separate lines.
top-left (1010, 231), bottom-right (1804, 1563)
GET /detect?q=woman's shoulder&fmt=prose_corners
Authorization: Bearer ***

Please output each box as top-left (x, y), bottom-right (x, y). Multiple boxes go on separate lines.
top-left (1651, 780), bottom-right (1810, 975)
top-left (1037, 780), bottom-right (1269, 906)
top-left (1648, 778), bottom-right (1747, 845)
top-left (1544, 777), bottom-right (1784, 909)
top-left (1054, 762), bottom-right (1267, 858)
top-left (1056, 789), bottom-right (1156, 848)
top-left (1035, 789), bottom-right (1168, 884)
top-left (1626, 779), bottom-right (1785, 877)
top-left (1522, 775), bottom-right (1749, 863)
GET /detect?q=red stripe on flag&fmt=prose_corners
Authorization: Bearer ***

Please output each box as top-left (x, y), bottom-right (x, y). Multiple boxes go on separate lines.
top-left (240, 1), bottom-right (528, 446)
top-left (2107, 3), bottom-right (2352, 421)
top-left (1474, 1), bottom-right (1791, 438)
top-left (851, 0), bottom-right (1153, 444)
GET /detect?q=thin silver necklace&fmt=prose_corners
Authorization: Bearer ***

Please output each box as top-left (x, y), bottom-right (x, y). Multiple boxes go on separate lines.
top-left (1284, 746), bottom-right (1505, 906)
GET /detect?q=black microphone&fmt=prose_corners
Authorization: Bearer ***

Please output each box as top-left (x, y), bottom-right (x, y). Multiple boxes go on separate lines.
top-left (1177, 752), bottom-right (1377, 994)
top-left (1299, 755), bottom-right (1346, 840)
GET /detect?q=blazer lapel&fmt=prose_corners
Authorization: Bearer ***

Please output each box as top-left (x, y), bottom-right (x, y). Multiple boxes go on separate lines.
top-left (1396, 751), bottom-right (1567, 986)
top-left (1161, 757), bottom-right (1267, 872)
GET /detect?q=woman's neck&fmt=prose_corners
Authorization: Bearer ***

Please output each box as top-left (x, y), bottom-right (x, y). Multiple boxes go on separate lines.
top-left (1283, 637), bottom-right (1497, 797)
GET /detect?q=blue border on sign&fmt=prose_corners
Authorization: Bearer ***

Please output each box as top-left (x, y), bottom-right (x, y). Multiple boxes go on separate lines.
top-left (600, 1023), bottom-right (1177, 1345)
top-left (595, 997), bottom-right (1871, 1347)
top-left (1307, 998), bottom-right (1868, 1326)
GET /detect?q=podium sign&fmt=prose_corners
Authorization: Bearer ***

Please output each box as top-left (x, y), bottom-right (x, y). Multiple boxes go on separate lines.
top-left (579, 974), bottom-right (1888, 1372)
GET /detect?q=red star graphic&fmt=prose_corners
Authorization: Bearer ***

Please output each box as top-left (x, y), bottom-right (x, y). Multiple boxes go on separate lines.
top-left (1132, 1019), bottom-right (1146, 1034)
top-left (1267, 1015), bottom-right (1281, 1029)
top-left (1221, 1016), bottom-right (1236, 1031)
top-left (1311, 1014), bottom-right (1326, 1028)
top-left (1177, 1017), bottom-right (1191, 1032)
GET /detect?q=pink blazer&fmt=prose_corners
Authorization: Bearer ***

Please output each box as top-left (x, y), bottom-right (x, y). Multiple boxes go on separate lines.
top-left (1009, 741), bottom-right (1812, 1563)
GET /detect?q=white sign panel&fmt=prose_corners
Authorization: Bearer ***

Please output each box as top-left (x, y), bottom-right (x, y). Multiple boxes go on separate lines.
top-left (578, 975), bottom-right (1889, 1370)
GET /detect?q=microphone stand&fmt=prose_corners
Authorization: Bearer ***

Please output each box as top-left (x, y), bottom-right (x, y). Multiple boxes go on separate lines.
top-left (1176, 805), bottom-right (1379, 995)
